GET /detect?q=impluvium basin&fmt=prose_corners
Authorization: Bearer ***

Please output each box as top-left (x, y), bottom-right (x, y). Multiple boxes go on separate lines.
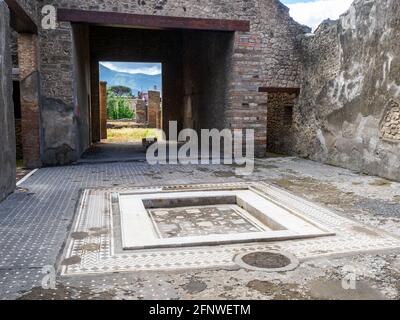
top-left (118, 187), bottom-right (335, 250)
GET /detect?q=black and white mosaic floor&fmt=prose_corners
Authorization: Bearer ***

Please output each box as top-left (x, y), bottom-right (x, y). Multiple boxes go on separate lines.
top-left (1, 157), bottom-right (400, 299)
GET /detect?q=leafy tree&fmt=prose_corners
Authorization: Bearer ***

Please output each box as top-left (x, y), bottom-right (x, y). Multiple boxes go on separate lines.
top-left (107, 89), bottom-right (135, 120)
top-left (109, 86), bottom-right (133, 97)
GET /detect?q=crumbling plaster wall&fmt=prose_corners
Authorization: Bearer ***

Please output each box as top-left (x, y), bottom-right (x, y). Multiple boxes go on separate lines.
top-left (292, 0), bottom-right (400, 180)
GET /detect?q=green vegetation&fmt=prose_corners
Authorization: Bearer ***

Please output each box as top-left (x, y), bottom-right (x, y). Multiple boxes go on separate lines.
top-left (107, 88), bottom-right (135, 120)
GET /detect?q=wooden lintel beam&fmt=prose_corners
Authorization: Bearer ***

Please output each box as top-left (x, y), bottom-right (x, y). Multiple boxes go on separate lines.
top-left (57, 8), bottom-right (250, 32)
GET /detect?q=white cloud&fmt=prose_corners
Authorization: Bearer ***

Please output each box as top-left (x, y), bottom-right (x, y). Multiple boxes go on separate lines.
top-left (286, 0), bottom-right (354, 31)
top-left (100, 62), bottom-right (162, 75)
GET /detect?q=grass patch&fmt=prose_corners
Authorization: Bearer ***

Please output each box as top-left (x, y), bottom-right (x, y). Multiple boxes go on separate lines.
top-left (106, 128), bottom-right (162, 143)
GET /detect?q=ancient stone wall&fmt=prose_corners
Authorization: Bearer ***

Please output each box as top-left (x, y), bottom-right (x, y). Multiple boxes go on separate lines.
top-left (34, 0), bottom-right (307, 163)
top-left (291, 0), bottom-right (400, 180)
top-left (0, 1), bottom-right (16, 201)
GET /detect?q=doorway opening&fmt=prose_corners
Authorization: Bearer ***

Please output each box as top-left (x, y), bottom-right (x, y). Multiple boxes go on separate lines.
top-left (72, 23), bottom-right (234, 163)
top-left (99, 62), bottom-right (163, 145)
top-left (266, 92), bottom-right (296, 156)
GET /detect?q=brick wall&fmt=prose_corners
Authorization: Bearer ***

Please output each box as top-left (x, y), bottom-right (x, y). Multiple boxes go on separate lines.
top-left (148, 91), bottom-right (161, 128)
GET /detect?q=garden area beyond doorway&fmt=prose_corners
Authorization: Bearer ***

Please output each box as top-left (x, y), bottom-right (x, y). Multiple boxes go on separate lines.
top-left (99, 62), bottom-right (163, 143)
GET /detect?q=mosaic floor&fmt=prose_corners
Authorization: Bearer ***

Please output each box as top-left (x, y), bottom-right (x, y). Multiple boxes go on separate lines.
top-left (60, 182), bottom-right (400, 276)
top-left (149, 205), bottom-right (264, 238)
top-left (1, 157), bottom-right (400, 299)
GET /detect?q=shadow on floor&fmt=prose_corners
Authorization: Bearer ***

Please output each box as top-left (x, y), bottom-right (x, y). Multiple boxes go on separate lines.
top-left (77, 142), bottom-right (147, 164)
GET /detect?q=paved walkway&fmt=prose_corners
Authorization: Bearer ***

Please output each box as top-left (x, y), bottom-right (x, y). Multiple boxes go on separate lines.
top-left (77, 142), bottom-right (147, 163)
top-left (0, 157), bottom-right (399, 300)
top-left (77, 141), bottom-right (245, 164)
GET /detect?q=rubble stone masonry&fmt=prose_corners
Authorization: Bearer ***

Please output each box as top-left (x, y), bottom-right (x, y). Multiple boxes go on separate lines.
top-left (290, 0), bottom-right (400, 180)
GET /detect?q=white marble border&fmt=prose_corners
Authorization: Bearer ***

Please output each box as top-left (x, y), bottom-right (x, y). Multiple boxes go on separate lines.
top-left (119, 189), bottom-right (332, 250)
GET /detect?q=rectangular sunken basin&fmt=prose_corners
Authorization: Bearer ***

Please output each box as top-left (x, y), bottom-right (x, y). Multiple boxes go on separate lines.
top-left (118, 188), bottom-right (334, 250)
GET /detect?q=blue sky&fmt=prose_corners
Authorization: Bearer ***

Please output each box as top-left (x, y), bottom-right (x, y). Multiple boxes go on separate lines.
top-left (100, 62), bottom-right (162, 76)
top-left (281, 0), bottom-right (353, 31)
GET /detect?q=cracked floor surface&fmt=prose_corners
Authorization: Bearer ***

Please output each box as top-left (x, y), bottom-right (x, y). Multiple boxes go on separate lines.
top-left (0, 156), bottom-right (399, 300)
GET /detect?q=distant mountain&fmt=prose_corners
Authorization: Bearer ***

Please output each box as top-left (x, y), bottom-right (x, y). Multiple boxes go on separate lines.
top-left (99, 64), bottom-right (162, 95)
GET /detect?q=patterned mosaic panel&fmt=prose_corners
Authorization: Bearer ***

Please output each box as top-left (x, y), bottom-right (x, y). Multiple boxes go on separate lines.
top-left (148, 205), bottom-right (264, 238)
top-left (60, 182), bottom-right (400, 276)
